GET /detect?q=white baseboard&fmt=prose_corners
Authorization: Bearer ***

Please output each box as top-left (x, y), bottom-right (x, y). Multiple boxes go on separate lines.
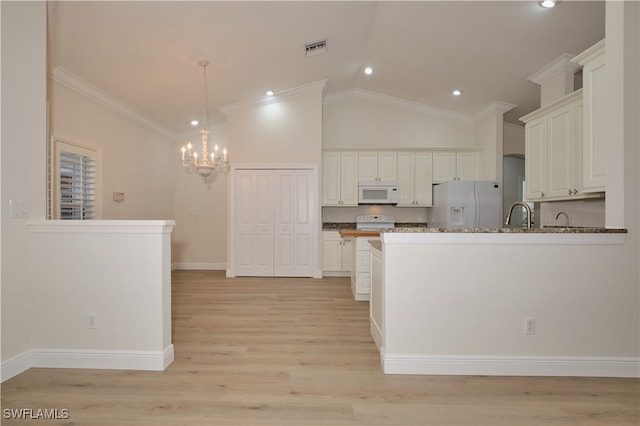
top-left (382, 354), bottom-right (640, 378)
top-left (1, 345), bottom-right (174, 383)
top-left (171, 262), bottom-right (226, 271)
top-left (1, 350), bottom-right (32, 382)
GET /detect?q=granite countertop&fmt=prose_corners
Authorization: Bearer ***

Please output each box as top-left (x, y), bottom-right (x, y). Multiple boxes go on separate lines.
top-left (387, 226), bottom-right (627, 234)
top-left (322, 222), bottom-right (427, 230)
top-left (323, 223), bottom-right (627, 234)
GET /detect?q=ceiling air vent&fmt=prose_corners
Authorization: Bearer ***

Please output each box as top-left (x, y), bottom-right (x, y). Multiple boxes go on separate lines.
top-left (305, 39), bottom-right (327, 57)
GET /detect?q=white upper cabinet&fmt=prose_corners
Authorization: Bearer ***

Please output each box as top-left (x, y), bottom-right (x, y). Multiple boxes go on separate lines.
top-left (573, 40), bottom-right (606, 193)
top-left (322, 151), bottom-right (359, 206)
top-left (358, 151), bottom-right (397, 182)
top-left (521, 89), bottom-right (593, 202)
top-left (432, 151), bottom-right (481, 182)
top-left (397, 151), bottom-right (433, 207)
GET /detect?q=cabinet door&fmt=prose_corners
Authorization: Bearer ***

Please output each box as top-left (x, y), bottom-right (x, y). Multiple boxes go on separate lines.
top-left (396, 152), bottom-right (416, 206)
top-left (456, 151), bottom-right (480, 181)
top-left (340, 152), bottom-right (359, 206)
top-left (525, 118), bottom-right (546, 201)
top-left (582, 51), bottom-right (606, 192)
top-left (322, 232), bottom-right (343, 271)
top-left (432, 152), bottom-right (456, 183)
top-left (377, 151), bottom-right (398, 181)
top-left (322, 151), bottom-right (341, 206)
top-left (358, 152), bottom-right (378, 181)
top-left (414, 151), bottom-right (433, 206)
top-left (546, 103), bottom-right (575, 198)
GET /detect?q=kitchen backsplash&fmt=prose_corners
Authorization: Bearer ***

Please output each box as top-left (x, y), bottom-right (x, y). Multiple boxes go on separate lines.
top-left (322, 205), bottom-right (430, 224)
top-left (538, 198), bottom-right (605, 227)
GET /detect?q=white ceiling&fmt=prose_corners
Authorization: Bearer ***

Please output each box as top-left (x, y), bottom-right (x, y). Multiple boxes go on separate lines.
top-left (47, 1), bottom-right (605, 136)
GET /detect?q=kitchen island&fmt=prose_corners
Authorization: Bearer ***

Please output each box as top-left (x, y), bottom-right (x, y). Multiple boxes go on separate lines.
top-left (369, 227), bottom-right (639, 378)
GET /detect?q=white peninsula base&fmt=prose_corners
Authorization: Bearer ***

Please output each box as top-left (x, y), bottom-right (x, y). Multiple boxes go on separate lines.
top-left (371, 230), bottom-right (639, 378)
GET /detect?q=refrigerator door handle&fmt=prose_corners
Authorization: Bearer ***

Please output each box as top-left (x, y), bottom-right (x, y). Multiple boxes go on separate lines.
top-left (472, 189), bottom-right (479, 228)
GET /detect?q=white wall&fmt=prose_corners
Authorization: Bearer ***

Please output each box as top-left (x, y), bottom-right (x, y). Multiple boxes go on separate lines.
top-left (1, 1), bottom-right (47, 365)
top-left (222, 85), bottom-right (324, 275)
top-left (226, 90), bottom-right (323, 164)
top-left (172, 124), bottom-right (228, 269)
top-left (49, 81), bottom-right (175, 220)
top-left (323, 93), bottom-right (474, 149)
top-left (503, 123), bottom-right (525, 157)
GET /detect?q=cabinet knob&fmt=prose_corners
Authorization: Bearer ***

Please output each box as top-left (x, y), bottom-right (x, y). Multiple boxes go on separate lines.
top-left (541, 192), bottom-right (545, 198)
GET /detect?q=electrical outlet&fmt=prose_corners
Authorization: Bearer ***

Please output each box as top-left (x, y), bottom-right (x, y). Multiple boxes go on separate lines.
top-left (87, 313), bottom-right (97, 330)
top-left (524, 317), bottom-right (536, 335)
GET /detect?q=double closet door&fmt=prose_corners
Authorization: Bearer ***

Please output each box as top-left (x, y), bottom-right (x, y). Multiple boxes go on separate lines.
top-left (234, 169), bottom-right (315, 277)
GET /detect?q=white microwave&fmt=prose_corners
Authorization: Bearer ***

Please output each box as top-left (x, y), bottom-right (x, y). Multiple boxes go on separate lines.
top-left (358, 181), bottom-right (399, 205)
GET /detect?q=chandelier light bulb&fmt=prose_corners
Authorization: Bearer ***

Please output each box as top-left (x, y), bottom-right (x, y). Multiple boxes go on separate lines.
top-left (364, 67), bottom-right (373, 75)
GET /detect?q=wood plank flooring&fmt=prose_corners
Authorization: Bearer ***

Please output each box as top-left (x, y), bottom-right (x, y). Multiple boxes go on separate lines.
top-left (1, 270), bottom-right (638, 425)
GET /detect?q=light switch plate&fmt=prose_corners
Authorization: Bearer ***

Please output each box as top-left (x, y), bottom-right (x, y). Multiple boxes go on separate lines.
top-left (9, 200), bottom-right (29, 218)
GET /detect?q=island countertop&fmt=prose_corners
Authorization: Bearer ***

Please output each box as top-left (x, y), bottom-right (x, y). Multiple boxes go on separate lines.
top-left (386, 226), bottom-right (627, 234)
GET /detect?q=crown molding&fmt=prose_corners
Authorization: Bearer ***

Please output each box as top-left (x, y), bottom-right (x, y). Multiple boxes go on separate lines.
top-left (50, 67), bottom-right (175, 140)
top-left (504, 121), bottom-right (525, 132)
top-left (572, 39), bottom-right (605, 66)
top-left (473, 100), bottom-right (517, 121)
top-left (527, 54), bottom-right (581, 85)
top-left (324, 88), bottom-right (473, 124)
top-left (219, 79), bottom-right (328, 115)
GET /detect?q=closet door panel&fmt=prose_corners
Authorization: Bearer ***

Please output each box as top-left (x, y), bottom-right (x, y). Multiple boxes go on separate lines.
top-left (293, 171), bottom-right (313, 276)
top-left (275, 172), bottom-right (294, 276)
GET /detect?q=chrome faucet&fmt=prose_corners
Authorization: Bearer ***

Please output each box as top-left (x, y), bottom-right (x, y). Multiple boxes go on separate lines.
top-left (505, 202), bottom-right (532, 229)
top-left (555, 211), bottom-right (570, 226)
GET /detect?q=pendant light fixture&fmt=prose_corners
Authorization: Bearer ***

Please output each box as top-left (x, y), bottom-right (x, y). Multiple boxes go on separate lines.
top-left (180, 59), bottom-right (228, 182)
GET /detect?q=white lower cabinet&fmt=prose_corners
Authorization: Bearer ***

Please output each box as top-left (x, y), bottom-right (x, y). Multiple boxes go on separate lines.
top-left (351, 236), bottom-right (379, 301)
top-left (234, 169), bottom-right (315, 277)
top-left (322, 231), bottom-right (352, 274)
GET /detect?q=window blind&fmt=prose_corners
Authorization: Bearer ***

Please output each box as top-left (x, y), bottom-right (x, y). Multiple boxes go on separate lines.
top-left (59, 151), bottom-right (96, 219)
top-left (51, 138), bottom-right (99, 220)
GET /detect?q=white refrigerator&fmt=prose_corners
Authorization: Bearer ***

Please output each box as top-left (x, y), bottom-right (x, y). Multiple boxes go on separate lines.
top-left (431, 181), bottom-right (501, 229)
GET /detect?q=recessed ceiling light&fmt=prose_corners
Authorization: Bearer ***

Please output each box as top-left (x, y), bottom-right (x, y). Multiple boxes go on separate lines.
top-left (452, 89), bottom-right (462, 96)
top-left (364, 67), bottom-right (373, 75)
top-left (539, 0), bottom-right (556, 8)
top-left (190, 120), bottom-right (199, 126)
top-left (266, 90), bottom-right (275, 96)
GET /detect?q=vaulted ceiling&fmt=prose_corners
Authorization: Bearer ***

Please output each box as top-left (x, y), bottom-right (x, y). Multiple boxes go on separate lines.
top-left (47, 1), bottom-right (605, 136)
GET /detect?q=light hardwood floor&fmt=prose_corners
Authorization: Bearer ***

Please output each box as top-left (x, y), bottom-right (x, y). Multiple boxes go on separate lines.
top-left (1, 270), bottom-right (638, 425)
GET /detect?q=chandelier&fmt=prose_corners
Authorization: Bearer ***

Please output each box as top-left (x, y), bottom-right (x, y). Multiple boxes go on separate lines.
top-left (180, 59), bottom-right (228, 182)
